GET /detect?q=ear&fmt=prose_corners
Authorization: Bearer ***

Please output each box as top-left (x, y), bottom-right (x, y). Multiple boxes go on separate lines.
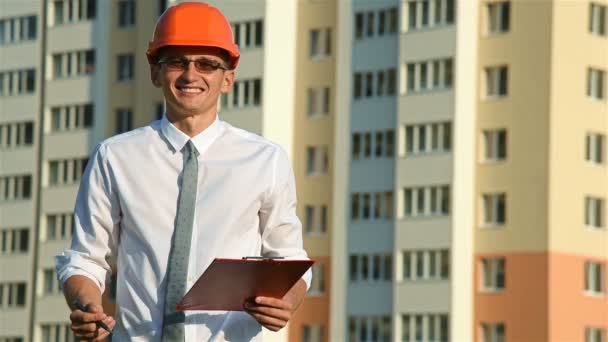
top-left (220, 70), bottom-right (235, 93)
top-left (150, 64), bottom-right (162, 88)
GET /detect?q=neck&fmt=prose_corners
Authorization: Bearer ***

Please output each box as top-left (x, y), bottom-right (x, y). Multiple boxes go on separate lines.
top-left (166, 109), bottom-right (217, 138)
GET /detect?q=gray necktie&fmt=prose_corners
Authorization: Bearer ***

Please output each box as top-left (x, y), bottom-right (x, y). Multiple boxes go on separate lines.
top-left (162, 141), bottom-right (199, 341)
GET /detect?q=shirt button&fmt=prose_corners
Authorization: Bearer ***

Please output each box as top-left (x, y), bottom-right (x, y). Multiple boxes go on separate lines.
top-left (188, 276), bottom-right (193, 283)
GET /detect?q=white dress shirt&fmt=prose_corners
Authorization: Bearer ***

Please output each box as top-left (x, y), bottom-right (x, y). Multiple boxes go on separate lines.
top-left (56, 115), bottom-right (311, 341)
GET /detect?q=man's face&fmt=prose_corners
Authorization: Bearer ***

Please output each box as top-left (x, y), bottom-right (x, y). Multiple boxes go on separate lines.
top-left (150, 45), bottom-right (234, 118)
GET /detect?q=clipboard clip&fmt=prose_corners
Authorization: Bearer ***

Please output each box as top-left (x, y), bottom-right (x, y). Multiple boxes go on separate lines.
top-left (242, 256), bottom-right (285, 260)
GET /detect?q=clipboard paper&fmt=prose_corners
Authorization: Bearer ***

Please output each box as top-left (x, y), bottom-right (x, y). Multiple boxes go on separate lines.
top-left (176, 258), bottom-right (314, 311)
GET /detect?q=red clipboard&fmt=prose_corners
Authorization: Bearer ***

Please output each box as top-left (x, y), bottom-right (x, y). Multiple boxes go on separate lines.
top-left (176, 257), bottom-right (314, 311)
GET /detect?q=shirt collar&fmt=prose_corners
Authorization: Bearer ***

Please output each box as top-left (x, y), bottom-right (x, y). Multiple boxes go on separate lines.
top-left (160, 114), bottom-right (224, 156)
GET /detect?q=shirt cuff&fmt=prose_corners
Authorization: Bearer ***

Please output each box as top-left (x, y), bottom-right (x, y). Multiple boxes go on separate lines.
top-left (55, 251), bottom-right (108, 293)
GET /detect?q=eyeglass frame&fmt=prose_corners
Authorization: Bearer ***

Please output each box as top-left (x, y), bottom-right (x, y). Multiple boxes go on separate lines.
top-left (156, 57), bottom-right (230, 73)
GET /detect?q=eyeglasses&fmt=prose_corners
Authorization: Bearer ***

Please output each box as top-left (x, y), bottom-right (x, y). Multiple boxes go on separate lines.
top-left (157, 57), bottom-right (228, 73)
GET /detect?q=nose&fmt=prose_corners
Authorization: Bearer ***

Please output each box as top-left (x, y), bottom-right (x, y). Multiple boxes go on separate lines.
top-left (180, 61), bottom-right (199, 82)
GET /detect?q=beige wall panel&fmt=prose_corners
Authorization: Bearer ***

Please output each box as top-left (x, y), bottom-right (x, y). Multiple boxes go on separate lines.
top-left (548, 0), bottom-right (608, 257)
top-left (475, 0), bottom-right (553, 253)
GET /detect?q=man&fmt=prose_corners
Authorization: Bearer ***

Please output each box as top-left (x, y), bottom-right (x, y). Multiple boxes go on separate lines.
top-left (55, 2), bottom-right (311, 341)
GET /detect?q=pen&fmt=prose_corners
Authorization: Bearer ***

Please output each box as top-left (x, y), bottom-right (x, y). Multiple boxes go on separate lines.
top-left (242, 256), bottom-right (285, 259)
top-left (73, 299), bottom-right (113, 336)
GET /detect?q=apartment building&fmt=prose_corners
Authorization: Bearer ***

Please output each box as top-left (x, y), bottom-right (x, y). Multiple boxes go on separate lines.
top-left (0, 0), bottom-right (334, 341)
top-left (1, 0), bottom-right (606, 342)
top-left (331, 0), bottom-right (607, 341)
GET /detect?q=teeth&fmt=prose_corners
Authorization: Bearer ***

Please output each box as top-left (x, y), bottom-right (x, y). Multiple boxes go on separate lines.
top-left (179, 87), bottom-right (203, 93)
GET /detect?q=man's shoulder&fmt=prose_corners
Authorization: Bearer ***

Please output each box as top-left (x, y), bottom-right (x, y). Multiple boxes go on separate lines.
top-left (221, 121), bottom-right (282, 154)
top-left (96, 122), bottom-right (159, 155)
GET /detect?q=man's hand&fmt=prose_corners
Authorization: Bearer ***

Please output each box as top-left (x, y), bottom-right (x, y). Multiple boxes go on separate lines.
top-left (244, 278), bottom-right (307, 332)
top-left (62, 275), bottom-right (115, 341)
top-left (70, 303), bottom-right (116, 341)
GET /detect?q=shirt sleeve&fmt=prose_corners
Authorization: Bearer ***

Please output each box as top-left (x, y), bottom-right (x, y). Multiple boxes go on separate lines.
top-left (55, 143), bottom-right (121, 293)
top-left (259, 146), bottom-right (312, 290)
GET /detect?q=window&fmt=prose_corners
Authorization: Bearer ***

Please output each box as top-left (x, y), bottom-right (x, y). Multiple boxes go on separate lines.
top-left (482, 193), bottom-right (506, 226)
top-left (0, 282), bottom-right (26, 308)
top-left (47, 158), bottom-right (88, 186)
top-left (585, 196), bottom-right (604, 229)
top-left (0, 175), bottom-right (32, 201)
top-left (222, 78), bottom-right (262, 109)
top-left (351, 192), bottom-right (393, 221)
top-left (118, 0), bottom-right (136, 27)
top-left (39, 323), bottom-right (73, 342)
top-left (405, 0), bottom-right (455, 32)
top-left (586, 327), bottom-right (607, 342)
top-left (304, 205), bottom-right (327, 235)
top-left (354, 7), bottom-right (398, 40)
top-left (349, 316), bottom-right (391, 342)
top-left (483, 129), bottom-right (507, 161)
top-left (0, 228), bottom-right (28, 254)
top-left (349, 254), bottom-right (392, 282)
top-left (487, 1), bottom-right (510, 34)
top-left (42, 268), bottom-right (61, 295)
top-left (402, 249), bottom-right (449, 281)
top-left (352, 130), bottom-right (394, 160)
top-left (51, 49), bottom-right (95, 79)
top-left (587, 68), bottom-right (606, 100)
top-left (302, 324), bottom-right (324, 342)
top-left (307, 87), bottom-right (330, 117)
top-left (51, 0), bottom-right (96, 26)
top-left (0, 69), bottom-right (36, 96)
top-left (116, 108), bottom-right (132, 134)
top-left (232, 19), bottom-right (263, 49)
top-left (485, 66), bottom-right (508, 98)
top-left (308, 264), bottom-right (325, 295)
top-left (589, 3), bottom-right (607, 37)
top-left (353, 68), bottom-right (396, 99)
top-left (585, 261), bottom-right (605, 295)
top-left (49, 103), bottom-right (94, 132)
top-left (482, 323), bottom-right (506, 342)
top-left (309, 28), bottom-right (331, 58)
top-left (117, 53), bottom-right (134, 81)
top-left (402, 186), bottom-right (450, 218)
top-left (402, 314), bottom-right (448, 342)
top-left (0, 122), bottom-right (34, 148)
top-left (45, 213), bottom-right (74, 241)
top-left (481, 258), bottom-right (505, 291)
top-left (402, 122), bottom-right (451, 156)
top-left (0, 337), bottom-right (25, 342)
top-left (586, 133), bottom-right (605, 164)
top-left (0, 15), bottom-right (37, 45)
top-left (402, 58), bottom-right (454, 94)
top-left (306, 146), bottom-right (329, 175)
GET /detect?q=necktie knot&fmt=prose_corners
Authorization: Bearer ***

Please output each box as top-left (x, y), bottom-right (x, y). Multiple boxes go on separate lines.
top-left (184, 141), bottom-right (199, 158)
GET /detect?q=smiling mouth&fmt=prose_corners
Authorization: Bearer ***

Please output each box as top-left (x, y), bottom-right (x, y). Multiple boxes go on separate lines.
top-left (176, 86), bottom-right (204, 94)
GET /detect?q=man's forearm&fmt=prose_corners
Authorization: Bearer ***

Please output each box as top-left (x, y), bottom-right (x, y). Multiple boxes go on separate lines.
top-left (62, 275), bottom-right (103, 310)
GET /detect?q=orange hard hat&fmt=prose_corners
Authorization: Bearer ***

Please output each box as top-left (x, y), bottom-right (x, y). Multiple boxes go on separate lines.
top-left (146, 2), bottom-right (240, 69)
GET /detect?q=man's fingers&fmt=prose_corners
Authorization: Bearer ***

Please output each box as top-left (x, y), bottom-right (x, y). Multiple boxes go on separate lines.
top-left (245, 305), bottom-right (291, 322)
top-left (252, 297), bottom-right (293, 311)
top-left (246, 311), bottom-right (288, 330)
top-left (70, 309), bottom-right (106, 324)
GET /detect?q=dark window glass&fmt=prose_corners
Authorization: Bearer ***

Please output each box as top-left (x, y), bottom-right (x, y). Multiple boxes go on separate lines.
top-left (19, 229), bottom-right (28, 252)
top-left (255, 20), bottom-right (263, 46)
top-left (27, 16), bottom-right (37, 40)
top-left (24, 122), bottom-right (33, 145)
top-left (22, 176), bottom-right (31, 198)
top-left (253, 79), bottom-right (261, 105)
top-left (84, 104), bottom-right (94, 127)
top-left (87, 0), bottom-right (97, 19)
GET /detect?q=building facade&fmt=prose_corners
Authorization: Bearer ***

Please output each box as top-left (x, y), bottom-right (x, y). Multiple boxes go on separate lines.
top-left (0, 0), bottom-right (606, 342)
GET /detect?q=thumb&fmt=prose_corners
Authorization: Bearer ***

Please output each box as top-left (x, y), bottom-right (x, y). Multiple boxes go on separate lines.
top-left (85, 304), bottom-right (107, 319)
